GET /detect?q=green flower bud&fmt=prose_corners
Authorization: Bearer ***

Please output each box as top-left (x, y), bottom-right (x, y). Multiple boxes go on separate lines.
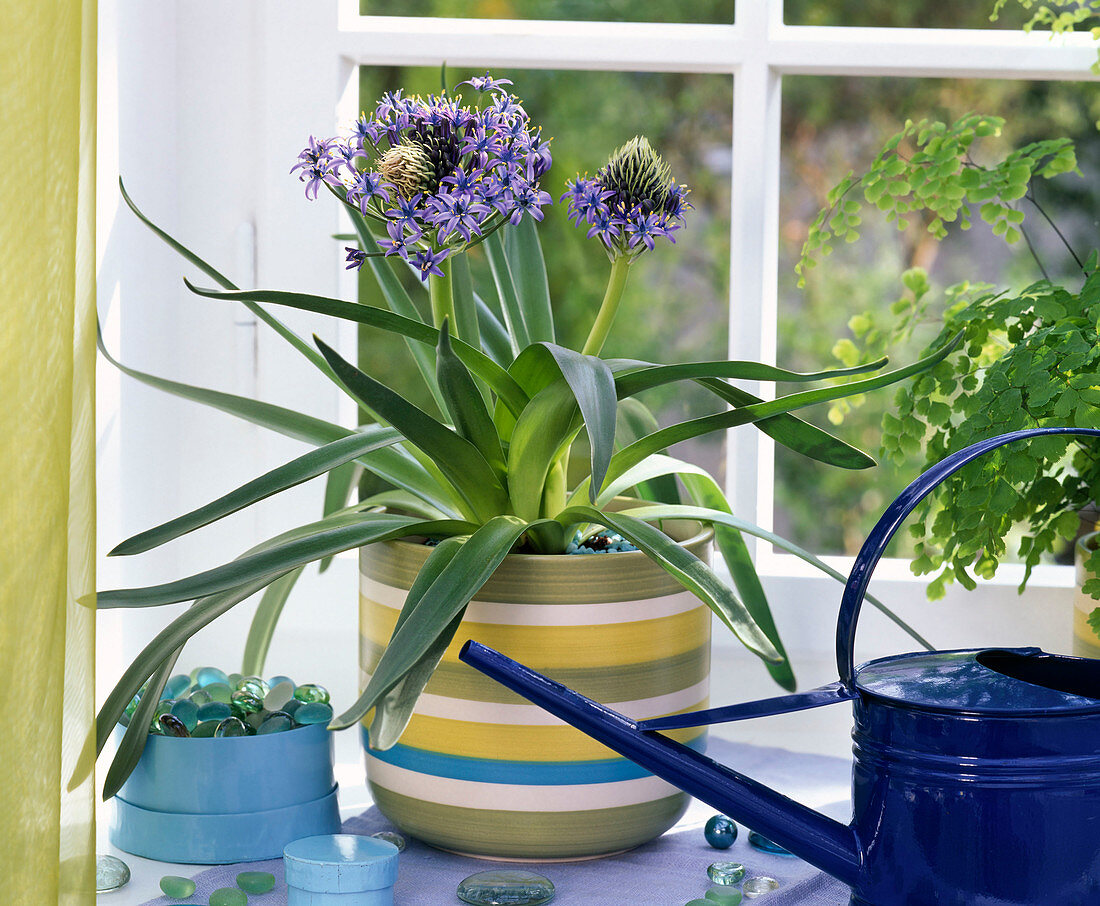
top-left (599, 135), bottom-right (672, 212)
top-left (379, 140), bottom-right (436, 197)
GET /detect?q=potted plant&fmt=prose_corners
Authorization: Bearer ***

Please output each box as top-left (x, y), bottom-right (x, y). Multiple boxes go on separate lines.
top-left (86, 73), bottom-right (945, 858)
top-left (799, 109), bottom-right (1100, 652)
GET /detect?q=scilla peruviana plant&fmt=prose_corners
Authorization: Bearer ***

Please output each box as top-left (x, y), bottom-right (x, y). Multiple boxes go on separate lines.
top-left (83, 72), bottom-right (950, 799)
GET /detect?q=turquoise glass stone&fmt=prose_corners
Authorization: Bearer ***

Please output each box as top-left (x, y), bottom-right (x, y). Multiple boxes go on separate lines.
top-left (227, 672), bottom-right (243, 688)
top-left (148, 701), bottom-right (174, 733)
top-left (236, 675), bottom-right (269, 698)
top-left (214, 717), bottom-right (248, 737)
top-left (748, 831), bottom-right (794, 856)
top-left (235, 870), bottom-right (275, 894)
top-left (191, 720), bottom-right (219, 738)
top-left (264, 679), bottom-right (295, 711)
top-left (267, 674), bottom-right (294, 690)
top-left (159, 875), bottom-right (196, 898)
top-left (197, 701), bottom-right (232, 723)
top-left (685, 900), bottom-right (713, 906)
top-left (371, 831), bottom-right (406, 852)
top-left (707, 862), bottom-right (746, 886)
top-left (245, 709), bottom-right (271, 731)
top-left (170, 698), bottom-right (199, 731)
top-left (294, 702), bottom-right (333, 725)
top-left (205, 682), bottom-right (233, 704)
top-left (705, 814), bottom-right (738, 849)
top-left (123, 694), bottom-right (141, 718)
top-left (158, 714), bottom-right (190, 737)
top-left (257, 712), bottom-right (293, 734)
top-left (209, 887), bottom-right (247, 906)
top-left (293, 683), bottom-right (330, 704)
top-left (189, 688), bottom-right (213, 705)
top-left (282, 698), bottom-right (303, 718)
top-left (705, 888), bottom-right (743, 905)
top-left (457, 869), bottom-right (555, 905)
top-left (742, 877), bottom-right (780, 898)
top-left (230, 690), bottom-right (263, 717)
top-left (163, 674), bottom-right (191, 700)
top-left (96, 854), bottom-right (131, 893)
top-left (195, 666), bottom-right (230, 688)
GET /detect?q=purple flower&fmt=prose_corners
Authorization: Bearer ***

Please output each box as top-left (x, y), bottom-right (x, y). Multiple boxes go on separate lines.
top-left (460, 72), bottom-right (514, 93)
top-left (412, 247), bottom-right (452, 279)
top-left (509, 185), bottom-right (552, 225)
top-left (291, 135), bottom-right (337, 200)
top-left (345, 247), bottom-right (368, 270)
top-left (346, 170), bottom-right (392, 213)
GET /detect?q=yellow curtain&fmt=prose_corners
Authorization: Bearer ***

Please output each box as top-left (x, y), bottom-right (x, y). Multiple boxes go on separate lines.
top-left (1, 0), bottom-right (97, 901)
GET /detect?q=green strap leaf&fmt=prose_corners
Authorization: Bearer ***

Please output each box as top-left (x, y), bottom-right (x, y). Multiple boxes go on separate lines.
top-left (110, 427), bottom-right (401, 556)
top-left (556, 506), bottom-right (782, 665)
top-left (319, 461), bottom-right (361, 572)
top-left (332, 515), bottom-right (534, 730)
top-left (241, 567), bottom-right (305, 677)
top-left (474, 290), bottom-right (514, 367)
top-left (184, 282), bottom-right (528, 419)
top-left (120, 179), bottom-right (337, 382)
top-left (616, 502), bottom-right (934, 652)
top-left (366, 537), bottom-right (467, 750)
top-left (503, 218), bottom-right (554, 345)
top-left (96, 514), bottom-right (474, 608)
top-left (436, 320), bottom-right (507, 482)
top-left (507, 380), bottom-right (584, 521)
top-left (449, 251), bottom-right (482, 355)
top-left (316, 337), bottom-right (512, 521)
top-left (601, 337), bottom-right (961, 491)
top-left (483, 231), bottom-right (529, 353)
top-left (612, 398), bottom-right (682, 504)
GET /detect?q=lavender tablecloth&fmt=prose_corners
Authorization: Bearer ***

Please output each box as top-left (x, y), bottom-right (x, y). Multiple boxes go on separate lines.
top-left (137, 740), bottom-right (853, 905)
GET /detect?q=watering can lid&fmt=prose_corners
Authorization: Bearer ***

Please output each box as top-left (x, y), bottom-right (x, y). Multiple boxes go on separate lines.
top-left (853, 648), bottom-right (1100, 715)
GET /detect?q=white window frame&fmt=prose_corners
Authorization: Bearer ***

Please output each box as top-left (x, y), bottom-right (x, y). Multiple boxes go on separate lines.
top-left (97, 0), bottom-right (1099, 703)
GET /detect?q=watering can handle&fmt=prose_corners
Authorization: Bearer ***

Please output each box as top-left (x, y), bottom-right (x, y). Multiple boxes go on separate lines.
top-left (836, 426), bottom-right (1100, 687)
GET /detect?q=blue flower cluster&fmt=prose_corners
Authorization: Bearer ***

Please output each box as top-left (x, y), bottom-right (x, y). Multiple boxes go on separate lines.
top-left (292, 73), bottom-right (552, 281)
top-left (561, 136), bottom-right (691, 260)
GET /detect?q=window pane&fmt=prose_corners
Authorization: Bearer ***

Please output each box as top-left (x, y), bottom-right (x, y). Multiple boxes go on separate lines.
top-left (356, 66), bottom-right (732, 481)
top-left (784, 1), bottom-right (1038, 29)
top-left (360, 0), bottom-right (733, 23)
top-left (775, 74), bottom-right (1099, 557)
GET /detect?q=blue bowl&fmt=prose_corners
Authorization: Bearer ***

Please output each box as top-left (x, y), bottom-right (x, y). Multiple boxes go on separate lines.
top-left (109, 723), bottom-right (341, 863)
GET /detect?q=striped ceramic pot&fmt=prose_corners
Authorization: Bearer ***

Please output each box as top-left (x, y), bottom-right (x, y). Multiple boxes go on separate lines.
top-left (358, 520), bottom-right (712, 859)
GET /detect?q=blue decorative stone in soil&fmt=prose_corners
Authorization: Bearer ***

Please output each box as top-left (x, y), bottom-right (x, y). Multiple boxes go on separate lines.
top-left (295, 702), bottom-right (334, 725)
top-left (704, 814), bottom-right (738, 849)
top-left (748, 830), bottom-right (794, 856)
top-left (457, 869), bottom-right (555, 905)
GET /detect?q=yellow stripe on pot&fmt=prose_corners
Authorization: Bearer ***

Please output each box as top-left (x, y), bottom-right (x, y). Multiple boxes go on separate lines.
top-left (394, 707), bottom-right (707, 762)
top-left (361, 597), bottom-right (711, 670)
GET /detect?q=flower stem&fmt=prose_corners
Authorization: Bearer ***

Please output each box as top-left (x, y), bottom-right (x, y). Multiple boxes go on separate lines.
top-left (581, 256), bottom-right (632, 357)
top-left (429, 267), bottom-right (456, 333)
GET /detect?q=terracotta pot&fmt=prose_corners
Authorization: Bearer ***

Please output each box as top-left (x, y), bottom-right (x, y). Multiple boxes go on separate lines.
top-left (358, 517), bottom-right (713, 859)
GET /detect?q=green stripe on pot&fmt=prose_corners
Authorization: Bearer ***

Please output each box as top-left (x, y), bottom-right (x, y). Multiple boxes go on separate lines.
top-left (367, 783), bottom-right (689, 860)
top-left (361, 640), bottom-right (711, 705)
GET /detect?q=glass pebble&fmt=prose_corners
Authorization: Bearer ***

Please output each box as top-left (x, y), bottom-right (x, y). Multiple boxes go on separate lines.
top-left (149, 700), bottom-right (174, 732)
top-left (170, 698), bottom-right (200, 731)
top-left (205, 682), bottom-right (233, 704)
top-left (371, 831), bottom-right (406, 852)
top-left (214, 716), bottom-right (248, 737)
top-left (209, 888), bottom-right (247, 906)
top-left (227, 673), bottom-right (243, 688)
top-left (257, 712), bottom-right (293, 734)
top-left (282, 698), bottom-right (303, 718)
top-left (236, 870), bottom-right (275, 894)
top-left (192, 720), bottom-right (220, 738)
top-left (197, 701), bottom-right (232, 723)
top-left (230, 690), bottom-right (264, 717)
top-left (456, 869), bottom-right (555, 905)
top-left (194, 666), bottom-right (230, 688)
top-left (189, 688), bottom-right (213, 705)
top-left (245, 709), bottom-right (271, 731)
top-left (704, 814), bottom-right (738, 849)
top-left (267, 674), bottom-right (294, 690)
top-left (163, 674), bottom-right (191, 700)
top-left (705, 887), bottom-right (743, 905)
top-left (707, 862), bottom-right (746, 885)
top-left (748, 831), bottom-right (794, 856)
top-left (236, 675), bottom-right (269, 698)
top-left (158, 713), bottom-right (190, 737)
top-left (294, 701), bottom-right (333, 725)
top-left (95, 854), bottom-right (131, 893)
top-left (742, 877), bottom-right (780, 898)
top-left (159, 875), bottom-right (196, 898)
top-left (264, 679), bottom-right (296, 711)
top-left (684, 900), bottom-right (713, 906)
top-left (123, 694), bottom-right (141, 718)
top-left (293, 683), bottom-right (330, 704)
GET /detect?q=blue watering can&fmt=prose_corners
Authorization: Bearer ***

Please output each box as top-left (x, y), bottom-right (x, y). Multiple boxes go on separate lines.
top-left (461, 427), bottom-right (1100, 906)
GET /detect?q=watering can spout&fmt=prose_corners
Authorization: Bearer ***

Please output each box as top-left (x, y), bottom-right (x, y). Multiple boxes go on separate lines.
top-left (459, 640), bottom-right (862, 888)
